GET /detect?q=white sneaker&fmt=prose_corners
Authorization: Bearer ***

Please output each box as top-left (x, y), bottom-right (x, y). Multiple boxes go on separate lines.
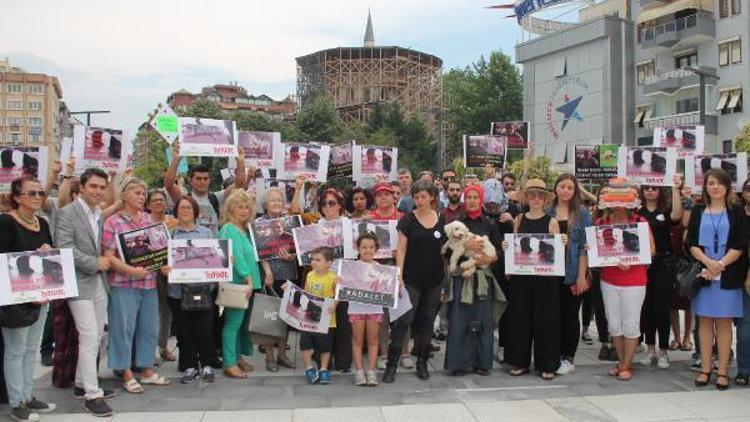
top-left (376, 355), bottom-right (388, 370)
top-left (640, 350), bottom-right (657, 366)
top-left (495, 347), bottom-right (504, 363)
top-left (400, 355), bottom-right (415, 369)
top-left (354, 369), bottom-right (367, 386)
top-left (366, 370), bottom-right (378, 386)
top-left (657, 352), bottom-right (670, 369)
top-left (556, 359), bottom-right (575, 375)
top-left (635, 343), bottom-right (646, 353)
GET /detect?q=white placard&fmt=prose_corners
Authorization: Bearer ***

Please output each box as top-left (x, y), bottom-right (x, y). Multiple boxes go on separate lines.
top-left (275, 141), bottom-right (330, 182)
top-left (617, 146), bottom-right (677, 186)
top-left (685, 152), bottom-right (748, 195)
top-left (342, 219), bottom-right (398, 260)
top-left (279, 281), bottom-right (334, 334)
top-left (231, 131), bottom-right (280, 169)
top-left (292, 220), bottom-right (344, 266)
top-left (168, 239), bottom-right (232, 284)
top-left (653, 125), bottom-right (704, 158)
top-left (352, 144), bottom-right (398, 183)
top-left (336, 259), bottom-right (399, 308)
top-left (586, 222), bottom-right (652, 267)
top-left (0, 146), bottom-right (48, 193)
top-left (0, 249), bottom-right (79, 305)
top-left (503, 233), bottom-right (565, 276)
top-left (178, 117), bottom-right (237, 157)
top-left (71, 125), bottom-right (130, 173)
top-left (148, 103), bottom-right (179, 144)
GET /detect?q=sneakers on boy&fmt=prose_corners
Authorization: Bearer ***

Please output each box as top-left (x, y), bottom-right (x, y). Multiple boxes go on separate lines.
top-left (657, 351), bottom-right (670, 369)
top-left (201, 366), bottom-right (215, 383)
top-left (83, 398), bottom-right (114, 417)
top-left (10, 405), bottom-right (39, 422)
top-left (366, 370), bottom-right (378, 386)
top-left (180, 367), bottom-right (199, 384)
top-left (556, 359), bottom-right (575, 375)
top-left (25, 397), bottom-right (56, 413)
top-left (354, 369), bottom-right (367, 386)
top-left (74, 387), bottom-right (116, 400)
top-left (305, 367), bottom-right (319, 384)
top-left (319, 370), bottom-right (331, 385)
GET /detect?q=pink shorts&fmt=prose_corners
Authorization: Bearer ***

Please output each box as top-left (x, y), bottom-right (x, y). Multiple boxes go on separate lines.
top-left (348, 314), bottom-right (383, 324)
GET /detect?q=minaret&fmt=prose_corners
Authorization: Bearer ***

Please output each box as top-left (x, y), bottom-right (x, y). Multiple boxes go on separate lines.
top-left (364, 10), bottom-right (375, 47)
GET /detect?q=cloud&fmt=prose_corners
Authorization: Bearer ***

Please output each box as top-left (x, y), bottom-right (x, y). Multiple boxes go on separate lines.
top-left (0, 0), bottom-right (520, 134)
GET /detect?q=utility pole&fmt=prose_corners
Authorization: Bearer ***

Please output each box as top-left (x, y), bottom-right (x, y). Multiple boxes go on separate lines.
top-left (70, 110), bottom-right (110, 126)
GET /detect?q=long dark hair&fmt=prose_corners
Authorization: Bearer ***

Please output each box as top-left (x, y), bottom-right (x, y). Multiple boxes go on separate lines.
top-left (345, 187), bottom-right (374, 214)
top-left (551, 173), bottom-right (581, 237)
top-left (639, 186), bottom-right (670, 214)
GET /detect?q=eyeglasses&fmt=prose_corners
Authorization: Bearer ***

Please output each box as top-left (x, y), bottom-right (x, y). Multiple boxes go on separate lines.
top-left (149, 198), bottom-right (166, 203)
top-left (320, 200), bottom-right (338, 208)
top-left (20, 190), bottom-right (45, 198)
top-left (643, 186), bottom-right (659, 192)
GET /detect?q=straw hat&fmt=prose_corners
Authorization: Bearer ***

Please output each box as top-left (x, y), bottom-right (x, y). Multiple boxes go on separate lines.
top-left (508, 178), bottom-right (554, 202)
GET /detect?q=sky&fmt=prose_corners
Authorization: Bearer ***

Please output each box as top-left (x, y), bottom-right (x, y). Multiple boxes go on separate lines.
top-left (0, 0), bottom-right (526, 136)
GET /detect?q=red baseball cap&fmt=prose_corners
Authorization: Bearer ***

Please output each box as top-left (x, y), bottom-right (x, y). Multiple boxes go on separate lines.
top-left (373, 183), bottom-right (394, 196)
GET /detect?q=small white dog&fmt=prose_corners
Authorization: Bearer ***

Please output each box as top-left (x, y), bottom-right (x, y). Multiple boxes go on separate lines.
top-left (441, 220), bottom-right (497, 278)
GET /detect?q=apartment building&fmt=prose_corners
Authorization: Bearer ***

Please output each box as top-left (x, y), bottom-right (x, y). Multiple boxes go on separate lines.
top-left (167, 82), bottom-right (296, 121)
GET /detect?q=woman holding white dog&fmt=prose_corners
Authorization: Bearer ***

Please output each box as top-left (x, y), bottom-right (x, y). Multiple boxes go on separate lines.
top-left (504, 178), bottom-right (566, 380)
top-left (443, 184), bottom-right (504, 376)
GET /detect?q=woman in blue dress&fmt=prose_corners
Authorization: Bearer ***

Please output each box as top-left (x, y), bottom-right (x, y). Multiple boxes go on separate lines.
top-left (687, 168), bottom-right (749, 390)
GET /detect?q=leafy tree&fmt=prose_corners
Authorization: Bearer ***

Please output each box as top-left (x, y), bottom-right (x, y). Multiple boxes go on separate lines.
top-left (734, 123), bottom-right (750, 154)
top-left (364, 102), bottom-right (436, 172)
top-left (508, 155), bottom-right (558, 188)
top-left (180, 98), bottom-right (226, 120)
top-left (443, 50), bottom-right (523, 162)
top-left (133, 129), bottom-right (169, 188)
top-left (294, 96), bottom-right (351, 142)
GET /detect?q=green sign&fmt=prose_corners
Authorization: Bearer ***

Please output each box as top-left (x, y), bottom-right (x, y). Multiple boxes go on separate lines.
top-left (155, 115), bottom-right (178, 133)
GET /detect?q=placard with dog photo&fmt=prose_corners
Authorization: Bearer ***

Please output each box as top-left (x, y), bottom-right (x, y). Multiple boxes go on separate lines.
top-left (249, 216), bottom-right (302, 261)
top-left (292, 220), bottom-right (344, 266)
top-left (653, 125), bottom-right (704, 158)
top-left (167, 239), bottom-right (232, 284)
top-left (503, 234), bottom-right (565, 276)
top-left (0, 249), bottom-right (78, 305)
top-left (328, 141), bottom-right (354, 180)
top-left (0, 146), bottom-right (48, 193)
top-left (352, 144), bottom-right (398, 183)
top-left (490, 121), bottom-right (529, 149)
top-left (342, 219), bottom-right (398, 260)
top-left (279, 281), bottom-right (334, 334)
top-left (178, 117), bottom-right (237, 157)
top-left (116, 223), bottom-right (170, 271)
top-left (463, 135), bottom-right (506, 169)
top-left (685, 152), bottom-right (748, 195)
top-left (232, 130), bottom-right (279, 168)
top-left (585, 222), bottom-right (652, 267)
top-left (69, 125), bottom-right (130, 173)
top-left (275, 142), bottom-right (330, 183)
top-left (574, 145), bottom-right (618, 181)
top-left (336, 259), bottom-right (399, 308)
top-left (617, 146), bottom-right (677, 186)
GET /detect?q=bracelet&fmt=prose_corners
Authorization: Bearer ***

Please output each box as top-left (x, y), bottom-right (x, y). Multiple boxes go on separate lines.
top-left (681, 197), bottom-right (693, 211)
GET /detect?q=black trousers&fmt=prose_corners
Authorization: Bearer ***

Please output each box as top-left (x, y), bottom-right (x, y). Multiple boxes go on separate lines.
top-left (40, 304), bottom-right (54, 356)
top-left (559, 285), bottom-right (582, 360)
top-left (497, 276), bottom-right (511, 348)
top-left (505, 276), bottom-right (561, 373)
top-left (642, 255), bottom-right (674, 350)
top-left (332, 301), bottom-right (352, 370)
top-left (387, 283), bottom-right (442, 363)
top-left (588, 269), bottom-right (610, 343)
top-left (167, 297), bottom-right (218, 371)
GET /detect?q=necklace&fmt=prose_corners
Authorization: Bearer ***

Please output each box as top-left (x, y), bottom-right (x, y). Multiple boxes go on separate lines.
top-left (16, 210), bottom-right (38, 226)
top-left (707, 205), bottom-right (726, 254)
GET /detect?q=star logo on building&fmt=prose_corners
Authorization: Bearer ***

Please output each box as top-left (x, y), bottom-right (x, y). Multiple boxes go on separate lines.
top-left (556, 94), bottom-right (584, 131)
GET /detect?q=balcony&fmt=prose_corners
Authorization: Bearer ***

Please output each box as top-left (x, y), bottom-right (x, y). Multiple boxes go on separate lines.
top-left (641, 12), bottom-right (715, 51)
top-left (643, 111), bottom-right (718, 134)
top-left (642, 68), bottom-right (710, 96)
top-left (640, 0), bottom-right (669, 8)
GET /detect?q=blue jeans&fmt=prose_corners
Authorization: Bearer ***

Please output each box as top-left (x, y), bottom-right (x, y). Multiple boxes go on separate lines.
top-left (2, 305), bottom-right (48, 407)
top-left (735, 291), bottom-right (750, 374)
top-left (108, 287), bottom-right (158, 370)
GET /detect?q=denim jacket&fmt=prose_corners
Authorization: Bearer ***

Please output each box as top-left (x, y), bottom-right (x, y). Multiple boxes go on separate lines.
top-left (547, 206), bottom-right (592, 285)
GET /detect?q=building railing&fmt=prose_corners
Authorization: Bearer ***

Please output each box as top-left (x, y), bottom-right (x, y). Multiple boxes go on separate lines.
top-left (641, 14), bottom-right (697, 42)
top-left (643, 68), bottom-right (696, 86)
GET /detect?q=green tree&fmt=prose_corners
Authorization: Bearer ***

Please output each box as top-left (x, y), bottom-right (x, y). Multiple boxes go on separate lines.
top-left (134, 129), bottom-right (170, 187)
top-left (294, 96), bottom-right (351, 142)
top-left (364, 102), bottom-right (436, 172)
top-left (231, 110), bottom-right (304, 141)
top-left (443, 50), bottom-right (523, 161)
top-left (180, 98), bottom-right (226, 119)
top-left (734, 123), bottom-right (750, 153)
top-left (508, 155), bottom-right (559, 188)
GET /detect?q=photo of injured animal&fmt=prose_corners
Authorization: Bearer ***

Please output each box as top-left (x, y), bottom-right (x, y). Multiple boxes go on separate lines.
top-left (653, 125), bottom-right (704, 158)
top-left (0, 249), bottom-right (78, 305)
top-left (685, 152), bottom-right (748, 195)
top-left (279, 281), bottom-right (334, 334)
top-left (585, 222), bottom-right (652, 268)
top-left (168, 239), bottom-right (232, 284)
top-left (342, 219), bottom-right (398, 260)
top-left (617, 146), bottom-right (676, 186)
top-left (503, 233), bottom-right (565, 276)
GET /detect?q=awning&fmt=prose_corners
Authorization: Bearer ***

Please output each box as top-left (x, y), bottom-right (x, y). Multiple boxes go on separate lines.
top-left (728, 89), bottom-right (743, 109)
top-left (716, 91), bottom-right (730, 111)
top-left (633, 109), bottom-right (646, 124)
top-left (637, 0), bottom-right (713, 24)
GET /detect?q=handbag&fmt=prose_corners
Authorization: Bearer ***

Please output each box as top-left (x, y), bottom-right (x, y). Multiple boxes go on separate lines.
top-left (181, 284), bottom-right (214, 311)
top-left (215, 283), bottom-right (251, 309)
top-left (248, 289), bottom-right (287, 340)
top-left (0, 303), bottom-right (41, 328)
top-left (675, 258), bottom-right (704, 300)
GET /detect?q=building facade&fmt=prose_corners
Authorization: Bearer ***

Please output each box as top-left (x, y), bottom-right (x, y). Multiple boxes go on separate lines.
top-left (634, 0), bottom-right (746, 153)
top-left (0, 58), bottom-right (67, 152)
top-left (167, 82), bottom-right (296, 121)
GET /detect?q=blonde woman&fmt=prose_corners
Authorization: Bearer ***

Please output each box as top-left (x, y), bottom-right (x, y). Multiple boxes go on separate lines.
top-left (219, 189), bottom-right (262, 378)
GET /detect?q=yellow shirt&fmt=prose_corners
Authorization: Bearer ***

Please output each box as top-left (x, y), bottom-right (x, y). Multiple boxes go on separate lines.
top-left (305, 270), bottom-right (337, 328)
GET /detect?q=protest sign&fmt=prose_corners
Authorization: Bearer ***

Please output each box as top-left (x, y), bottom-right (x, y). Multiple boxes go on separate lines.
top-left (69, 126), bottom-right (129, 173)
top-left (253, 178), bottom-right (304, 215)
top-left (0, 249), bottom-right (78, 305)
top-left (0, 146), bottom-right (48, 193)
top-left (586, 222), bottom-right (652, 267)
top-left (275, 142), bottom-right (330, 182)
top-left (168, 239), bottom-right (232, 284)
top-left (178, 117), bottom-right (237, 157)
top-left (352, 144), bottom-right (398, 183)
top-left (504, 234), bottom-right (565, 276)
top-left (653, 125), bottom-right (704, 158)
top-left (685, 152), bottom-right (748, 195)
top-left (279, 281), bottom-right (334, 334)
top-left (617, 146), bottom-right (677, 186)
top-left (149, 103), bottom-right (179, 144)
top-left (328, 141), bottom-right (354, 180)
top-left (249, 216), bottom-right (302, 261)
top-left (389, 286), bottom-right (412, 322)
top-left (574, 145), bottom-right (618, 181)
top-left (463, 135), bottom-right (506, 168)
top-left (336, 259), bottom-right (399, 308)
top-left (231, 131), bottom-right (280, 168)
top-left (116, 223), bottom-right (170, 271)
top-left (342, 219), bottom-right (398, 260)
top-left (491, 121), bottom-right (529, 149)
top-left (292, 220), bottom-right (344, 266)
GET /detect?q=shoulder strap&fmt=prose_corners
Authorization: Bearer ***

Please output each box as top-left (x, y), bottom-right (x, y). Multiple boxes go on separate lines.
top-left (207, 192), bottom-right (220, 216)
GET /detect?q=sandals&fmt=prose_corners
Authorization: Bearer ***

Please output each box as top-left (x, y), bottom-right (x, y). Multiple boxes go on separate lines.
top-left (140, 373), bottom-right (171, 386)
top-left (607, 365), bottom-right (621, 377)
top-left (735, 372), bottom-right (749, 386)
top-left (509, 367), bottom-right (529, 377)
top-left (223, 366), bottom-right (248, 379)
top-left (541, 372), bottom-right (555, 381)
top-left (123, 378), bottom-right (144, 394)
top-left (695, 370), bottom-right (711, 387)
top-left (668, 340), bottom-right (681, 351)
top-left (616, 367), bottom-right (633, 381)
top-left (680, 341), bottom-right (694, 352)
top-left (716, 374), bottom-right (729, 391)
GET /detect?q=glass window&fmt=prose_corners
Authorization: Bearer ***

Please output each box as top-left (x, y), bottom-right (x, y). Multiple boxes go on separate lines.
top-left (6, 101), bottom-right (23, 110)
top-left (722, 140), bottom-right (733, 153)
top-left (28, 117), bottom-right (42, 127)
top-left (732, 0), bottom-right (741, 15)
top-left (27, 84), bottom-right (44, 95)
top-left (731, 39), bottom-right (742, 63)
top-left (719, 43), bottom-right (730, 66)
top-left (28, 134), bottom-right (41, 144)
top-left (637, 62), bottom-right (655, 85)
top-left (720, 0), bottom-right (729, 18)
top-left (28, 101), bottom-right (43, 111)
top-left (5, 83), bottom-right (22, 94)
top-left (675, 52), bottom-right (698, 69)
top-left (9, 133), bottom-right (21, 143)
top-left (676, 98), bottom-right (699, 114)
top-left (6, 117), bottom-right (23, 126)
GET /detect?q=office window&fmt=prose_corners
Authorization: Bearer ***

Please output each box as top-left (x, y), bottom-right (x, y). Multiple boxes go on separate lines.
top-left (637, 62), bottom-right (655, 85)
top-left (732, 0), bottom-right (741, 15)
top-left (676, 98), bottom-right (699, 114)
top-left (5, 83), bottom-right (22, 94)
top-left (675, 52), bottom-right (698, 69)
top-left (27, 84), bottom-right (44, 95)
top-left (28, 117), bottom-right (42, 127)
top-left (6, 117), bottom-right (23, 126)
top-left (720, 0), bottom-right (729, 18)
top-left (9, 133), bottom-right (21, 144)
top-left (28, 134), bottom-right (41, 144)
top-left (720, 39), bottom-right (742, 66)
top-left (722, 140), bottom-right (733, 153)
top-left (28, 101), bottom-right (42, 111)
top-left (6, 101), bottom-right (23, 110)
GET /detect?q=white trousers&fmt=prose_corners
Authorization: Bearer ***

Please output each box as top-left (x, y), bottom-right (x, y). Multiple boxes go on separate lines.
top-left (68, 281), bottom-right (108, 400)
top-left (601, 281), bottom-right (646, 339)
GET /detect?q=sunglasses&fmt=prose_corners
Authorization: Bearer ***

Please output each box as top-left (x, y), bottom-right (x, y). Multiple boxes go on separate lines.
top-left (643, 186), bottom-right (659, 192)
top-left (20, 190), bottom-right (46, 198)
top-left (319, 200), bottom-right (339, 208)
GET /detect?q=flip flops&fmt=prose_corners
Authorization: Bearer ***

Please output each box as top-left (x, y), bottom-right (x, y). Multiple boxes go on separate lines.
top-left (123, 378), bottom-right (144, 394)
